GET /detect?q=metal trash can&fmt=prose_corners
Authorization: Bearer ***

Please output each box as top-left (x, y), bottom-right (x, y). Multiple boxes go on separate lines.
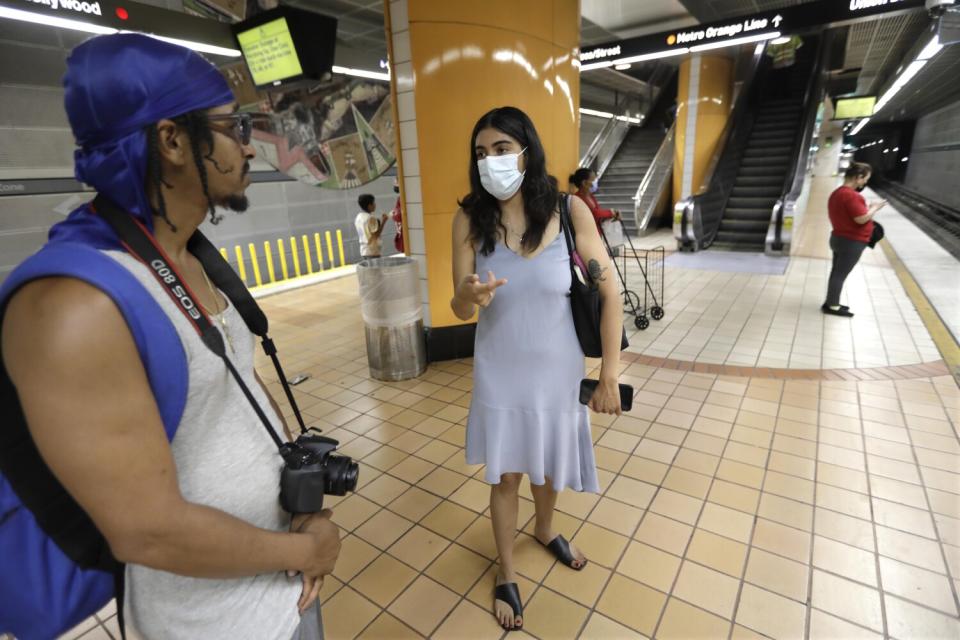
top-left (356, 257), bottom-right (427, 381)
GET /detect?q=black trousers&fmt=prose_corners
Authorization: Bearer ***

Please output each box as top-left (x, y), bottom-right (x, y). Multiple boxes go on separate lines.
top-left (825, 235), bottom-right (868, 306)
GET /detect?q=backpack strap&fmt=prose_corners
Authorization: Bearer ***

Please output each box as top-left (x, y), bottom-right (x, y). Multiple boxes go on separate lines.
top-left (0, 243), bottom-right (189, 571)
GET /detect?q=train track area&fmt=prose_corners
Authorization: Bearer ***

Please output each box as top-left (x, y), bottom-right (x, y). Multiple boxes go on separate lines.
top-left (873, 180), bottom-right (960, 261)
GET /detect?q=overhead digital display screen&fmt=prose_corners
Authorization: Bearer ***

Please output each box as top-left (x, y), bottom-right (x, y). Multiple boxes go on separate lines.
top-left (834, 96), bottom-right (877, 119)
top-left (236, 17), bottom-right (303, 87)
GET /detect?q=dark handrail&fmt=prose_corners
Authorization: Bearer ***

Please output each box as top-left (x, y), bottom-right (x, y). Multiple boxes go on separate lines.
top-left (770, 32), bottom-right (832, 251)
top-left (681, 43), bottom-right (767, 250)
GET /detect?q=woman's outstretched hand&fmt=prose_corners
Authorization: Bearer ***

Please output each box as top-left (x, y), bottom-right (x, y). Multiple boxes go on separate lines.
top-left (456, 271), bottom-right (507, 308)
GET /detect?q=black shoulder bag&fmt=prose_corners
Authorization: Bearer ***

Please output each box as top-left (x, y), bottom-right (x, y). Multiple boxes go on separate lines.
top-left (558, 194), bottom-right (628, 358)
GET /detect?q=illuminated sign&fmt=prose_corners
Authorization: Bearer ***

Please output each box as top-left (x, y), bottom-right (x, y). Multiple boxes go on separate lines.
top-left (24, 0), bottom-right (100, 14)
top-left (581, 45), bottom-right (620, 61)
top-left (834, 96), bottom-right (877, 119)
top-left (236, 17), bottom-right (303, 86)
top-left (581, 0), bottom-right (924, 66)
top-left (0, 0), bottom-right (237, 52)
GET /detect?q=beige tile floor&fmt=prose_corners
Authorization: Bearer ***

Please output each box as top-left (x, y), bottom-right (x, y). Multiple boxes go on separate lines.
top-left (62, 272), bottom-right (959, 640)
top-left (619, 180), bottom-right (941, 370)
top-left (55, 191), bottom-right (959, 639)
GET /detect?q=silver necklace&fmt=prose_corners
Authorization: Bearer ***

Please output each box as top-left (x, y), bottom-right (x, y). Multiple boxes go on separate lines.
top-left (502, 219), bottom-right (527, 243)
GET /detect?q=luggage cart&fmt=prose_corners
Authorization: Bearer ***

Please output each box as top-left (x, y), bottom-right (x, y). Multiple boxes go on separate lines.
top-left (597, 219), bottom-right (665, 330)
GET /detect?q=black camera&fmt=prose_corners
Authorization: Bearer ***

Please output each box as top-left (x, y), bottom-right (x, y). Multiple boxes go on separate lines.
top-left (279, 431), bottom-right (359, 513)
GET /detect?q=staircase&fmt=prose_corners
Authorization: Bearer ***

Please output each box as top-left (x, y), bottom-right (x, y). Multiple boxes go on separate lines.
top-left (711, 40), bottom-right (817, 252)
top-left (596, 127), bottom-right (665, 235)
top-left (711, 99), bottom-right (802, 251)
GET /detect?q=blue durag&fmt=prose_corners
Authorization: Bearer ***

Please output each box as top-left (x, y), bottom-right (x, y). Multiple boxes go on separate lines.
top-left (52, 33), bottom-right (235, 248)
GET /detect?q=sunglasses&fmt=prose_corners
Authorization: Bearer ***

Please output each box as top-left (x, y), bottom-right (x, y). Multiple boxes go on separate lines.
top-left (206, 112), bottom-right (272, 146)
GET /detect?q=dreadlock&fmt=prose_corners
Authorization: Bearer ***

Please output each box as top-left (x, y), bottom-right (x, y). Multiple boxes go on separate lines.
top-left (144, 109), bottom-right (222, 231)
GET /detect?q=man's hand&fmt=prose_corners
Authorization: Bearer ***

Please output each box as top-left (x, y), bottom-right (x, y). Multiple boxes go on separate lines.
top-left (455, 271), bottom-right (507, 308)
top-left (290, 510), bottom-right (340, 614)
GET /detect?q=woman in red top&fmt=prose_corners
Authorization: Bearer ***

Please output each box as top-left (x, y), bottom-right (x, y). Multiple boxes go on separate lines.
top-left (570, 168), bottom-right (619, 233)
top-left (824, 162), bottom-right (886, 317)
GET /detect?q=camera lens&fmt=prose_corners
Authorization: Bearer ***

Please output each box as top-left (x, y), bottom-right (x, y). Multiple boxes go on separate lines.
top-left (323, 454), bottom-right (359, 496)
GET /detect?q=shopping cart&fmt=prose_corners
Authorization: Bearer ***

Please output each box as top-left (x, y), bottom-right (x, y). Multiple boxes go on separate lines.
top-left (598, 218), bottom-right (665, 330)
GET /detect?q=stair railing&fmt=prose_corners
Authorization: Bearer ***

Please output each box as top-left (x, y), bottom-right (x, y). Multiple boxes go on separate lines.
top-left (674, 43), bottom-right (767, 252)
top-left (579, 94), bottom-right (634, 178)
top-left (765, 32), bottom-right (832, 256)
top-left (633, 122), bottom-right (675, 235)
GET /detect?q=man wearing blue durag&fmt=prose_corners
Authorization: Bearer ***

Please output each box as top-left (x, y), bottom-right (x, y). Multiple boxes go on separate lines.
top-left (1, 34), bottom-right (339, 638)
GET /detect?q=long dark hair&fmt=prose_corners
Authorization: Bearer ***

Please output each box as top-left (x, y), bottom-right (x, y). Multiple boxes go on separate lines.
top-left (458, 106), bottom-right (559, 256)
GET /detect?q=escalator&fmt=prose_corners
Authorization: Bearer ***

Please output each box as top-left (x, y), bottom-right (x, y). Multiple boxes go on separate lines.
top-left (675, 34), bottom-right (829, 254)
top-left (713, 99), bottom-right (804, 250)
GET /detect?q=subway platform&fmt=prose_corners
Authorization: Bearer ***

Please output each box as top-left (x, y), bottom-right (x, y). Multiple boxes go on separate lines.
top-left (58, 176), bottom-right (960, 640)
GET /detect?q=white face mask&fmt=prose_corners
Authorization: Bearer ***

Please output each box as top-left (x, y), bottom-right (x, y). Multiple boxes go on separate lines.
top-left (478, 148), bottom-right (526, 201)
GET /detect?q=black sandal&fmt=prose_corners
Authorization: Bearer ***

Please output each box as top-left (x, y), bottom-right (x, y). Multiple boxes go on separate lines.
top-left (493, 581), bottom-right (524, 631)
top-left (541, 534), bottom-right (587, 571)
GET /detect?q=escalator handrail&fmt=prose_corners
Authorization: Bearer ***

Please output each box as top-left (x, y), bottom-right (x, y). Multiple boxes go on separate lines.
top-left (772, 33), bottom-right (832, 250)
top-left (694, 44), bottom-right (767, 196)
top-left (580, 94), bottom-right (632, 170)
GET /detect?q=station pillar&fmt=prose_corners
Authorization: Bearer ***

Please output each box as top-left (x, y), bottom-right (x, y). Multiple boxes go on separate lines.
top-left (384, 0), bottom-right (580, 359)
top-left (673, 53), bottom-right (734, 205)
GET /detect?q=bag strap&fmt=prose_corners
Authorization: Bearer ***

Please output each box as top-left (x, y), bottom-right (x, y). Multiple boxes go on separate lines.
top-left (91, 195), bottom-right (287, 451)
top-left (558, 194), bottom-right (576, 262)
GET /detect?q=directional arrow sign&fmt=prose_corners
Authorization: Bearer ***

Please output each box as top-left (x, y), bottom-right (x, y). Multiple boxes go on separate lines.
top-left (772, 14), bottom-right (783, 28)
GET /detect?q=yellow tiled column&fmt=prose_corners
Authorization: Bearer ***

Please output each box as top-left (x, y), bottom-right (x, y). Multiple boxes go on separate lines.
top-left (384, 0), bottom-right (580, 357)
top-left (673, 54), bottom-right (733, 205)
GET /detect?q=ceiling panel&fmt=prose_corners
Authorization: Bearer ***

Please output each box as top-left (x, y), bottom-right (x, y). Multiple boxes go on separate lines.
top-left (872, 43), bottom-right (960, 121)
top-left (844, 10), bottom-right (929, 95)
top-left (678, 0), bottom-right (813, 23)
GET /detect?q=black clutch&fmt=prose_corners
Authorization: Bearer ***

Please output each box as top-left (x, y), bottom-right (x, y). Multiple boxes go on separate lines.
top-left (868, 220), bottom-right (885, 249)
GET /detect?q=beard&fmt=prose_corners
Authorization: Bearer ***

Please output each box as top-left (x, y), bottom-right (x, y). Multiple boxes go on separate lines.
top-left (215, 161), bottom-right (250, 213)
top-left (222, 194), bottom-right (249, 212)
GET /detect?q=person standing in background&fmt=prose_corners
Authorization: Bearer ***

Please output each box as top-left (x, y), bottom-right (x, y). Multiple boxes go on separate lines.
top-left (354, 194), bottom-right (387, 259)
top-left (391, 178), bottom-right (404, 253)
top-left (570, 167), bottom-right (619, 233)
top-left (823, 162), bottom-right (886, 317)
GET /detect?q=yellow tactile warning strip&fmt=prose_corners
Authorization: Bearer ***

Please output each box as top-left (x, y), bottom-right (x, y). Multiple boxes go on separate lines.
top-left (618, 351), bottom-right (952, 382)
top-left (879, 239), bottom-right (960, 382)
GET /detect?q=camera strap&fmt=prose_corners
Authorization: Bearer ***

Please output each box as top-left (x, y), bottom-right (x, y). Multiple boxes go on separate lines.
top-left (187, 231), bottom-right (309, 436)
top-left (91, 196), bottom-right (305, 450)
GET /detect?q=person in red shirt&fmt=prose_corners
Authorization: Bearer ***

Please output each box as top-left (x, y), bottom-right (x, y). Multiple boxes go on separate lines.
top-left (824, 162), bottom-right (886, 317)
top-left (391, 177), bottom-right (404, 253)
top-left (570, 168), bottom-right (619, 233)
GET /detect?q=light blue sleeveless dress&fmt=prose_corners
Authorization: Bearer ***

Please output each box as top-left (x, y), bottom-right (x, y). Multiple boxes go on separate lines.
top-left (466, 231), bottom-right (601, 493)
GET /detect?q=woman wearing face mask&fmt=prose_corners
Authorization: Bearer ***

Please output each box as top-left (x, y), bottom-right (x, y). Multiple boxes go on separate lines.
top-left (824, 162), bottom-right (886, 317)
top-left (570, 167), bottom-right (620, 233)
top-left (451, 107), bottom-right (623, 631)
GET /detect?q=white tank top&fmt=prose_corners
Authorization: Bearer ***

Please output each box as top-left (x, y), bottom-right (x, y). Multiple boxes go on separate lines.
top-left (104, 251), bottom-right (300, 640)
